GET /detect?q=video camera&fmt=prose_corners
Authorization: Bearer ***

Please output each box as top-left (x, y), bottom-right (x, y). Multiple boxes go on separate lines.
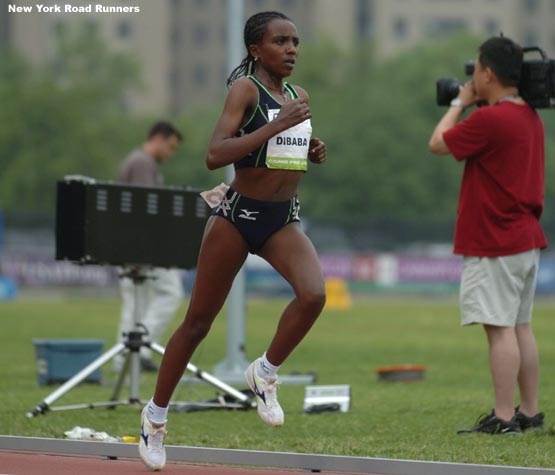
top-left (436, 46), bottom-right (555, 109)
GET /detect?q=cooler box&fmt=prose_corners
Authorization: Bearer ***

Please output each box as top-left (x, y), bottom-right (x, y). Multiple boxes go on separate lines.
top-left (0, 277), bottom-right (17, 300)
top-left (32, 339), bottom-right (104, 385)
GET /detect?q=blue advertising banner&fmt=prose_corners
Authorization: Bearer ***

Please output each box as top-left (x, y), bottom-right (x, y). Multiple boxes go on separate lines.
top-left (537, 257), bottom-right (555, 293)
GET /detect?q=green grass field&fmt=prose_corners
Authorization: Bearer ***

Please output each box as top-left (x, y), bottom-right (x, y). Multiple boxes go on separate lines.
top-left (1, 295), bottom-right (554, 468)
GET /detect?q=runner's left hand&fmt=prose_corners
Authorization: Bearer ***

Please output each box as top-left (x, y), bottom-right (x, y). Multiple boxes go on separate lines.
top-left (308, 138), bottom-right (326, 164)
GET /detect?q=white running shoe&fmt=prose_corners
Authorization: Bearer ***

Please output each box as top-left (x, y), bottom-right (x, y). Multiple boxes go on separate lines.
top-left (245, 359), bottom-right (284, 427)
top-left (139, 406), bottom-right (167, 471)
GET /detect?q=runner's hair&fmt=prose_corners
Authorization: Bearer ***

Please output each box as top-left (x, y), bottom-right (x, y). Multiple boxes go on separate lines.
top-left (226, 11), bottom-right (291, 88)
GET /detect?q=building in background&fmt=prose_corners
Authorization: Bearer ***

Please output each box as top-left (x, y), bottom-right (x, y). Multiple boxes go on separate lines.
top-left (2, 0), bottom-right (555, 114)
top-left (370, 0), bottom-right (555, 58)
top-left (2, 1), bottom-right (172, 114)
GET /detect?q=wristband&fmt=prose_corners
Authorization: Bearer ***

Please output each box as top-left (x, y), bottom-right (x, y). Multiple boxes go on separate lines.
top-left (450, 98), bottom-right (466, 110)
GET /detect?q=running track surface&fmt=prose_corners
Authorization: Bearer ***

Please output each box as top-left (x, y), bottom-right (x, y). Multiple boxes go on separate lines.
top-left (0, 451), bottom-right (366, 475)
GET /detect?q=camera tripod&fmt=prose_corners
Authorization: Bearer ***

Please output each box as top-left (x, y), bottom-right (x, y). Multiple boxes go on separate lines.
top-left (27, 267), bottom-right (255, 417)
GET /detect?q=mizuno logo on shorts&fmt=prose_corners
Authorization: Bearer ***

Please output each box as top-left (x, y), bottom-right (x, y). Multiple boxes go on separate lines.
top-left (238, 209), bottom-right (259, 221)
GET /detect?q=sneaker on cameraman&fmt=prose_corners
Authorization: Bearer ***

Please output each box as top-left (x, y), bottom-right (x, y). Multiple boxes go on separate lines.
top-left (139, 406), bottom-right (167, 470)
top-left (457, 409), bottom-right (521, 435)
top-left (515, 407), bottom-right (545, 432)
top-left (245, 359), bottom-right (284, 427)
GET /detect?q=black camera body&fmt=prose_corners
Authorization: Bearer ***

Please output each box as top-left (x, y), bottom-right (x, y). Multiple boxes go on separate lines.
top-left (436, 47), bottom-right (555, 109)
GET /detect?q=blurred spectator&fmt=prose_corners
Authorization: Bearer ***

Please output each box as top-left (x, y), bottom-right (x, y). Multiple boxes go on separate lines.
top-left (114, 121), bottom-right (184, 373)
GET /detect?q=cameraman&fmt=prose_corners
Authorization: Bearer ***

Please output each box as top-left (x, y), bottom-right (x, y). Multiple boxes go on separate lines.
top-left (429, 36), bottom-right (547, 434)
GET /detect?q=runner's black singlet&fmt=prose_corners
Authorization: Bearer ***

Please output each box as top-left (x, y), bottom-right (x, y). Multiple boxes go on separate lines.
top-left (234, 75), bottom-right (311, 170)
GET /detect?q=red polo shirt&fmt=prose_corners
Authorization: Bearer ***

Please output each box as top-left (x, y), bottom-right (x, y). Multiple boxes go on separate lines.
top-left (443, 102), bottom-right (547, 257)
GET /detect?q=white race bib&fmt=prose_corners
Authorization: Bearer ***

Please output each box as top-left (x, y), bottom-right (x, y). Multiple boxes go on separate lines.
top-left (266, 109), bottom-right (312, 171)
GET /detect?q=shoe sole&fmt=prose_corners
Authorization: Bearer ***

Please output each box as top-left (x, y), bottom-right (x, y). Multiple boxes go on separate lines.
top-left (521, 426), bottom-right (544, 432)
top-left (139, 449), bottom-right (164, 471)
top-left (457, 429), bottom-right (522, 435)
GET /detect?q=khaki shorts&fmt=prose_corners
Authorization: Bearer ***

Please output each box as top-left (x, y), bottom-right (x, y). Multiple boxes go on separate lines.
top-left (459, 249), bottom-right (540, 327)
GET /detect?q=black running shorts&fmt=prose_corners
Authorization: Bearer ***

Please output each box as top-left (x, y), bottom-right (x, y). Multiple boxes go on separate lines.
top-left (212, 187), bottom-right (300, 253)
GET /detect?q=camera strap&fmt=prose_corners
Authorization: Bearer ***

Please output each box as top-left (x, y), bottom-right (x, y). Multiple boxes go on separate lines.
top-left (496, 94), bottom-right (520, 104)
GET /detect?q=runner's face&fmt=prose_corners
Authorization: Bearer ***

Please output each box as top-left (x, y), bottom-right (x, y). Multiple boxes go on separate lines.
top-left (255, 19), bottom-right (299, 78)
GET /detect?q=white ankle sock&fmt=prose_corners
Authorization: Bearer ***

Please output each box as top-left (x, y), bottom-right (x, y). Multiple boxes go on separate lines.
top-left (256, 352), bottom-right (280, 380)
top-left (147, 398), bottom-right (168, 425)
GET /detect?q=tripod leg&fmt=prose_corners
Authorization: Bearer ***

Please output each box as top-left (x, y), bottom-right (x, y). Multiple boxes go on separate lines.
top-left (129, 346), bottom-right (141, 403)
top-left (110, 349), bottom-right (131, 401)
top-left (26, 342), bottom-right (127, 417)
top-left (150, 342), bottom-right (254, 407)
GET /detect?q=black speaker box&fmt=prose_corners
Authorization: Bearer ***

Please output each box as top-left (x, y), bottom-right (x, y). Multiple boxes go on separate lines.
top-left (55, 178), bottom-right (210, 269)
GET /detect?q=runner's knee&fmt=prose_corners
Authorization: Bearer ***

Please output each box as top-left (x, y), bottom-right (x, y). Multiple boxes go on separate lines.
top-left (298, 288), bottom-right (326, 316)
top-left (179, 317), bottom-right (213, 344)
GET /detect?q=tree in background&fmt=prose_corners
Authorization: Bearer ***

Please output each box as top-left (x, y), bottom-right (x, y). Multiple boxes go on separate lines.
top-left (1, 31), bottom-right (553, 244)
top-left (292, 33), bottom-right (554, 245)
top-left (0, 25), bottom-right (142, 218)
